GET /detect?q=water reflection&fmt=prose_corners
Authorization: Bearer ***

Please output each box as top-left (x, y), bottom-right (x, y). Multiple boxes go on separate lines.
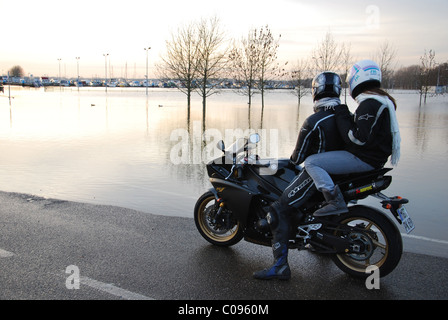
top-left (1, 87), bottom-right (447, 257)
top-left (418, 103), bottom-right (448, 151)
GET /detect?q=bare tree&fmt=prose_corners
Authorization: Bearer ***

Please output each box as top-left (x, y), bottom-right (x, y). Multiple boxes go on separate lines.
top-left (228, 29), bottom-right (261, 106)
top-left (419, 49), bottom-right (436, 105)
top-left (9, 65), bottom-right (24, 78)
top-left (311, 31), bottom-right (342, 73)
top-left (157, 22), bottom-right (199, 107)
top-left (340, 42), bottom-right (354, 103)
top-left (254, 25), bottom-right (282, 108)
top-left (375, 40), bottom-right (398, 90)
top-left (289, 58), bottom-right (311, 106)
top-left (393, 64), bottom-right (421, 90)
top-left (195, 16), bottom-right (228, 116)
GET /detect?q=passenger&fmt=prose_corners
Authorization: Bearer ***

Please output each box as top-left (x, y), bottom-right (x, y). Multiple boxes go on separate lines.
top-left (304, 59), bottom-right (401, 217)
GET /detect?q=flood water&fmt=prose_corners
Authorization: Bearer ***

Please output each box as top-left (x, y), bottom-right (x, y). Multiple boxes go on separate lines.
top-left (1, 86), bottom-right (447, 258)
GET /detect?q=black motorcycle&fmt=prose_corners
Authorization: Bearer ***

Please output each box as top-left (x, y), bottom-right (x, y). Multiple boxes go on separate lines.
top-left (194, 134), bottom-right (414, 278)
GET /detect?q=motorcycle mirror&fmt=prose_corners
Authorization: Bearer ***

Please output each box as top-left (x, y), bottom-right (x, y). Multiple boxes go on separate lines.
top-left (249, 133), bottom-right (260, 144)
top-left (216, 140), bottom-right (225, 152)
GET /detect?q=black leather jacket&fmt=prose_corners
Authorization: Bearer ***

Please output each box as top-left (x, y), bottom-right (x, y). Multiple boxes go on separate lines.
top-left (335, 99), bottom-right (392, 168)
top-left (290, 107), bottom-right (345, 165)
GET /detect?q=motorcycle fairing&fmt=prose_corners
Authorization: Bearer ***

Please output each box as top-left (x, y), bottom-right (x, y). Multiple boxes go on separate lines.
top-left (209, 177), bottom-right (261, 227)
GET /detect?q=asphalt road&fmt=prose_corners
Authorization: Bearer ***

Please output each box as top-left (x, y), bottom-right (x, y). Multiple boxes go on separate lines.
top-left (0, 191), bottom-right (447, 302)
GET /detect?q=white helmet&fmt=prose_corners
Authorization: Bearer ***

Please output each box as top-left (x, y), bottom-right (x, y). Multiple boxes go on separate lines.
top-left (347, 60), bottom-right (381, 98)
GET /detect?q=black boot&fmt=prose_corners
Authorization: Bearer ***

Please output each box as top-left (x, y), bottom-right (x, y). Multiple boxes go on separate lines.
top-left (314, 185), bottom-right (348, 217)
top-left (253, 242), bottom-right (291, 280)
top-left (253, 203), bottom-right (291, 280)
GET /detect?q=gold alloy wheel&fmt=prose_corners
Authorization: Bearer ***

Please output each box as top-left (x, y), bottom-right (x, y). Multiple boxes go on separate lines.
top-left (196, 195), bottom-right (240, 243)
top-left (335, 216), bottom-right (389, 273)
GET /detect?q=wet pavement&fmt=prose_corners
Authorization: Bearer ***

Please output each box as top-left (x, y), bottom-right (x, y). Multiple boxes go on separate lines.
top-left (0, 191), bottom-right (447, 301)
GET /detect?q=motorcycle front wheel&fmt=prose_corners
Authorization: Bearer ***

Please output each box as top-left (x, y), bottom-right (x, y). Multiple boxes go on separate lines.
top-left (194, 191), bottom-right (244, 247)
top-left (331, 205), bottom-right (403, 278)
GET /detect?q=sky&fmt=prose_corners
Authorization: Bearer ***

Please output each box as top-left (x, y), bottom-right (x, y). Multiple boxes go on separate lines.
top-left (1, 0), bottom-right (447, 79)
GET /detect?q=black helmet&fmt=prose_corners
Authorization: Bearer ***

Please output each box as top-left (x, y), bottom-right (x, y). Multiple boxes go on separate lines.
top-left (312, 72), bottom-right (342, 101)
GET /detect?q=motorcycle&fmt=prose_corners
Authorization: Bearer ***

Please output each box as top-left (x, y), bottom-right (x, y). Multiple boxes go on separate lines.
top-left (194, 133), bottom-right (415, 278)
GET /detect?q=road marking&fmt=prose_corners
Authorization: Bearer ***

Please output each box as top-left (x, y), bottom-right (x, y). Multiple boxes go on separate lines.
top-left (401, 233), bottom-right (448, 246)
top-left (0, 254), bottom-right (152, 300)
top-left (79, 276), bottom-right (154, 300)
top-left (0, 248), bottom-right (14, 258)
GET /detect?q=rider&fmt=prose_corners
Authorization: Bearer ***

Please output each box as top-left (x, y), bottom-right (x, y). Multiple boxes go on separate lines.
top-left (253, 71), bottom-right (346, 280)
top-left (304, 59), bottom-right (401, 217)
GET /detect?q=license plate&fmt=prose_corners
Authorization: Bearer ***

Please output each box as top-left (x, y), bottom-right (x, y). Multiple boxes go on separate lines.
top-left (397, 205), bottom-right (415, 234)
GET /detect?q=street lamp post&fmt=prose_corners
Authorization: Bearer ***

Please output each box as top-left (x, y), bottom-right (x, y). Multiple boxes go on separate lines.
top-left (144, 47), bottom-right (151, 95)
top-left (76, 57), bottom-right (80, 92)
top-left (103, 53), bottom-right (109, 93)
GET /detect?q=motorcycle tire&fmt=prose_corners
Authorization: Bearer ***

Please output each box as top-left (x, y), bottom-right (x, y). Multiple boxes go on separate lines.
top-left (330, 205), bottom-right (403, 278)
top-left (194, 191), bottom-right (244, 247)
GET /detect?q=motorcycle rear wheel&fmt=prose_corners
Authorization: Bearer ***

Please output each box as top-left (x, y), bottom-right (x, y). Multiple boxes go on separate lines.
top-left (331, 205), bottom-right (403, 278)
top-left (194, 191), bottom-right (244, 247)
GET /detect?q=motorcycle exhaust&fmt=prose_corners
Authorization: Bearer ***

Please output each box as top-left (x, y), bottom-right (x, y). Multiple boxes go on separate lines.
top-left (343, 176), bottom-right (391, 200)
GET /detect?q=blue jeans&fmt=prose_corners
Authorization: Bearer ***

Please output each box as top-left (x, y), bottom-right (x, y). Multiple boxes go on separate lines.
top-left (304, 151), bottom-right (375, 191)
